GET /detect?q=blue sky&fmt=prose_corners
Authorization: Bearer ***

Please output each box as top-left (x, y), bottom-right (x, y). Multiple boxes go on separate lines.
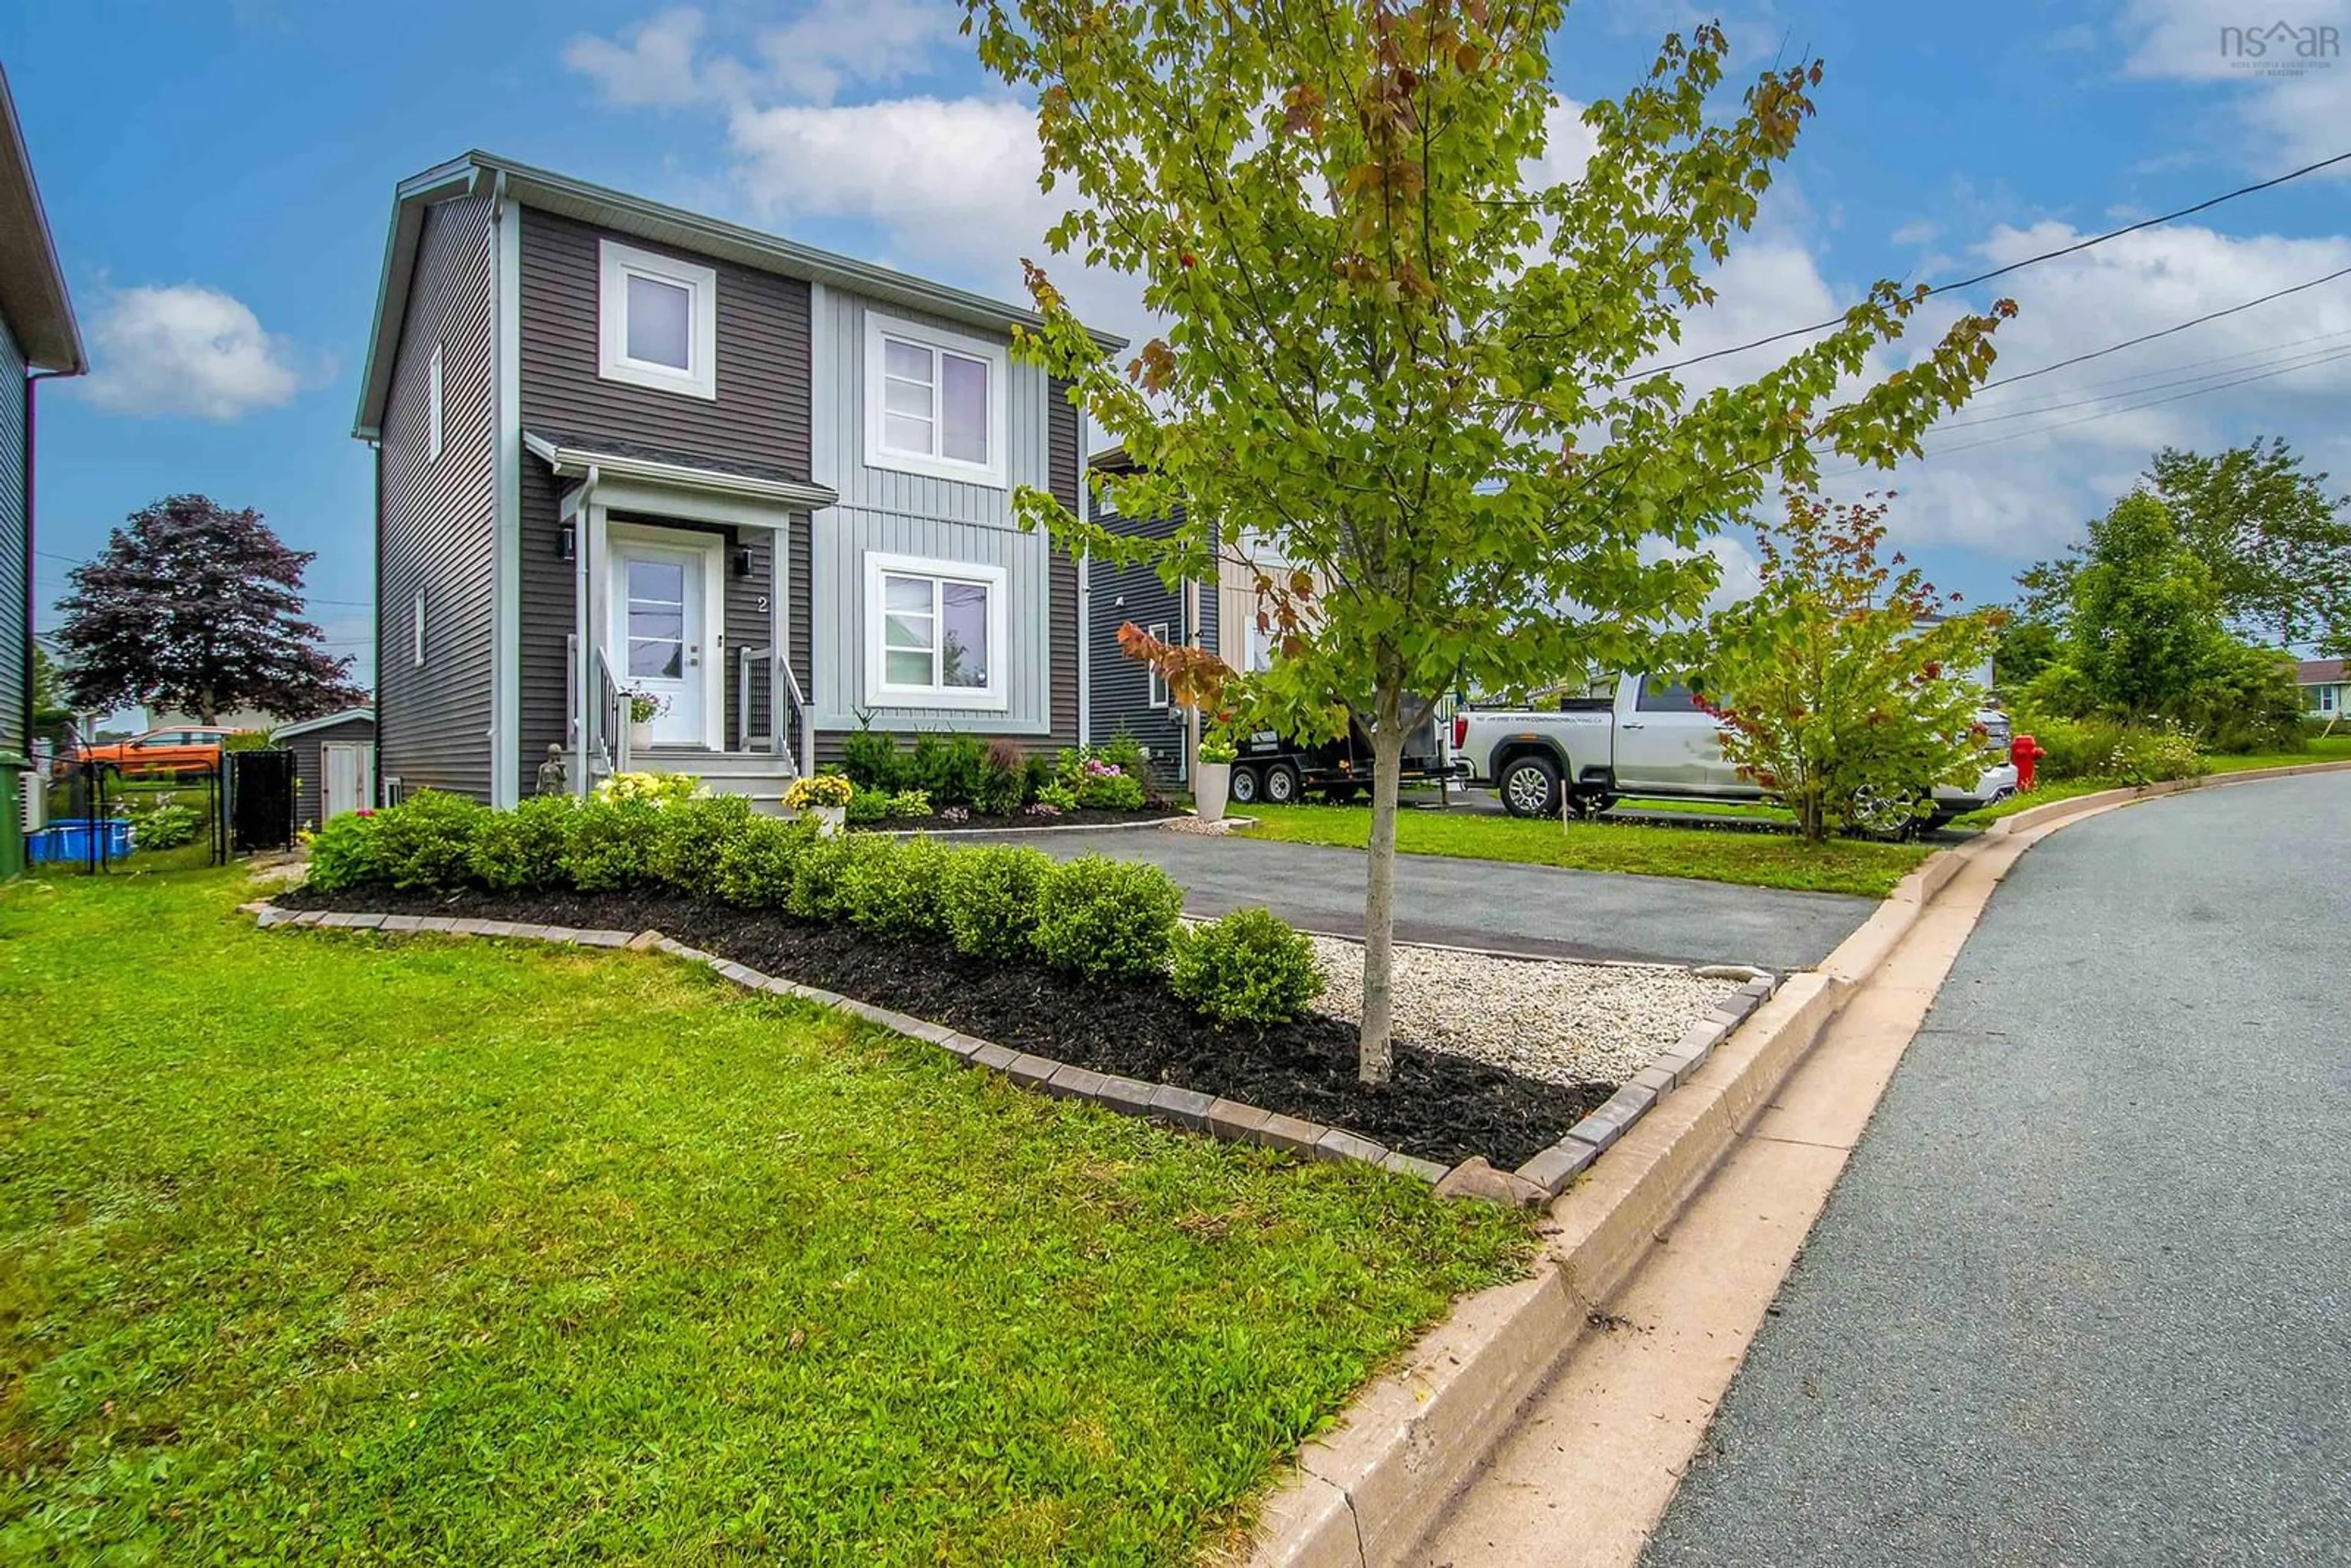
top-left (9, 0), bottom-right (2349, 689)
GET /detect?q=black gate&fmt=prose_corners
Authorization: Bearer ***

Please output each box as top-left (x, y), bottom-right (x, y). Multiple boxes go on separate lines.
top-left (227, 748), bottom-right (298, 853)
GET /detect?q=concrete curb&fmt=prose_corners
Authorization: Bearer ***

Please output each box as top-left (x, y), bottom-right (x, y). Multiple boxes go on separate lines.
top-left (1239, 763), bottom-right (2351, 1567)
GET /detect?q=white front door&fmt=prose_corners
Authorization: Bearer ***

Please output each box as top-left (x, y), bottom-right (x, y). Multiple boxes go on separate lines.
top-left (608, 541), bottom-right (710, 747)
top-left (321, 741), bottom-right (370, 819)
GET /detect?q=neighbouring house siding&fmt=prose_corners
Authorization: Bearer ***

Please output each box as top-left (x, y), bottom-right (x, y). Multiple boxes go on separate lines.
top-left (515, 206), bottom-right (814, 776)
top-left (807, 286), bottom-right (1079, 755)
top-left (1086, 489), bottom-right (1212, 781)
top-left (0, 315), bottom-right (27, 762)
top-left (287, 715), bottom-right (376, 828)
top-left (378, 193), bottom-right (496, 801)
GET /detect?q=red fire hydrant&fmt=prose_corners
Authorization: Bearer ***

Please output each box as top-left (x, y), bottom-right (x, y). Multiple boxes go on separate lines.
top-left (2011, 733), bottom-right (2044, 793)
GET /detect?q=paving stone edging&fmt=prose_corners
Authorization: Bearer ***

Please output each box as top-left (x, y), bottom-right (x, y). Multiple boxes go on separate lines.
top-left (238, 901), bottom-right (1458, 1186)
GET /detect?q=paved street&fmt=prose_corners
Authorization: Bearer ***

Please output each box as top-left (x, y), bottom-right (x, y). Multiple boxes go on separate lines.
top-left (1642, 774), bottom-right (2351, 1566)
top-left (957, 825), bottom-right (1876, 971)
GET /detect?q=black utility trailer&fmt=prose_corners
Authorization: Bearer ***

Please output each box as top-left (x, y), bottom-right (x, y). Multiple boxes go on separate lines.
top-left (1226, 711), bottom-right (1464, 806)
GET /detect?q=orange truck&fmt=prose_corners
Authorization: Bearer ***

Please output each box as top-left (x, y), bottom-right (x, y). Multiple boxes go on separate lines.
top-left (66, 726), bottom-right (239, 778)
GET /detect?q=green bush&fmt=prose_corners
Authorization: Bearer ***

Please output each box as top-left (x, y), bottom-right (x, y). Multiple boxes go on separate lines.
top-left (561, 797), bottom-right (660, 893)
top-left (646, 793), bottom-right (756, 895)
top-left (221, 730), bottom-right (276, 753)
top-left (843, 835), bottom-right (951, 939)
top-left (847, 787), bottom-right (891, 825)
top-left (2019, 713), bottom-right (2206, 784)
top-left (304, 811), bottom-right (383, 892)
top-left (1171, 908), bottom-right (1327, 1029)
top-left (468, 795), bottom-right (576, 893)
top-left (840, 727), bottom-right (902, 792)
top-left (1032, 855), bottom-right (1183, 980)
top-left (906, 733), bottom-right (986, 806)
top-left (1074, 767), bottom-right (1147, 811)
top-left (714, 816), bottom-right (816, 909)
top-left (130, 802), bottom-right (203, 851)
top-left (975, 739), bottom-right (1027, 816)
top-left (884, 788), bottom-right (934, 820)
top-left (1037, 778), bottom-right (1079, 812)
top-left (371, 790), bottom-right (490, 890)
top-left (785, 831), bottom-right (891, 923)
top-left (939, 844), bottom-right (1054, 961)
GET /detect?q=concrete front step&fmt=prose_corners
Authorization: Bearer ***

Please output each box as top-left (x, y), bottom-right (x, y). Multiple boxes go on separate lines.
top-left (630, 750), bottom-right (800, 812)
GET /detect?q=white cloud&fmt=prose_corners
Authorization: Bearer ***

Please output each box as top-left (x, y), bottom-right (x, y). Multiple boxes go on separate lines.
top-left (757, 0), bottom-right (962, 105)
top-left (79, 284), bottom-right (306, 421)
top-left (2118, 0), bottom-right (2351, 167)
top-left (563, 7), bottom-right (711, 108)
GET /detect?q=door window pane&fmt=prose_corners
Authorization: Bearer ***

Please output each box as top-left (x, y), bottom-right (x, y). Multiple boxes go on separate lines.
top-left (940, 353), bottom-right (989, 463)
top-left (624, 274), bottom-right (693, 369)
top-left (628, 640), bottom-right (683, 678)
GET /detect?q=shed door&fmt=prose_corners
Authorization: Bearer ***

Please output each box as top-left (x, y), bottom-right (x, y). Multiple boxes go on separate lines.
top-left (322, 742), bottom-right (370, 820)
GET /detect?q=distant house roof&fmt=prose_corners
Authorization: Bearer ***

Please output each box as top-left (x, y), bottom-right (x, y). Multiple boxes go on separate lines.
top-left (0, 64), bottom-right (84, 373)
top-left (353, 149), bottom-right (1129, 440)
top-left (273, 707), bottom-right (375, 740)
top-left (2297, 658), bottom-right (2345, 685)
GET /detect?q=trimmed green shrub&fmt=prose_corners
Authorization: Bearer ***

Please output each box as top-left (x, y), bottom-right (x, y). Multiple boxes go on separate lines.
top-left (713, 816), bottom-right (816, 908)
top-left (1032, 855), bottom-right (1183, 980)
top-left (1171, 909), bottom-right (1326, 1029)
top-left (847, 787), bottom-right (890, 824)
top-left (646, 792), bottom-right (756, 894)
top-left (844, 835), bottom-right (951, 939)
top-left (840, 727), bottom-right (902, 792)
top-left (786, 831), bottom-right (890, 923)
top-left (975, 739), bottom-right (1027, 816)
top-left (939, 844), bottom-right (1053, 961)
top-left (304, 811), bottom-right (383, 892)
top-left (371, 790), bottom-right (490, 890)
top-left (884, 789), bottom-right (933, 819)
top-left (561, 797), bottom-right (659, 893)
top-left (468, 795), bottom-right (576, 893)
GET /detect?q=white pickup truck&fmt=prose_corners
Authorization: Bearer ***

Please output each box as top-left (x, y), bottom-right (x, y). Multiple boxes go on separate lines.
top-left (1451, 675), bottom-right (2017, 829)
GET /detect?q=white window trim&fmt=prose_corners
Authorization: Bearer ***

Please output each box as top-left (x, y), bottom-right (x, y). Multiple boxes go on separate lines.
top-left (598, 239), bottom-right (719, 400)
top-left (1146, 621), bottom-right (1171, 708)
top-left (861, 309), bottom-right (1009, 489)
top-left (412, 589), bottom-right (427, 669)
top-left (862, 551), bottom-right (1010, 711)
top-left (427, 343), bottom-right (444, 461)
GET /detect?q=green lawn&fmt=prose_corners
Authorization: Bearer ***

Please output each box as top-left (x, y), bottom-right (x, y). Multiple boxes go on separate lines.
top-left (2203, 733), bottom-right (2351, 773)
top-left (1605, 796), bottom-right (1796, 823)
top-left (1236, 805), bottom-right (1929, 897)
top-left (1953, 736), bottom-right (2351, 827)
top-left (0, 869), bottom-right (1531, 1564)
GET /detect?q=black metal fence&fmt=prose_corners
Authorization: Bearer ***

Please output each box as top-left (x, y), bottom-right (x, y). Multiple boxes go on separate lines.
top-left (29, 730), bottom-right (299, 872)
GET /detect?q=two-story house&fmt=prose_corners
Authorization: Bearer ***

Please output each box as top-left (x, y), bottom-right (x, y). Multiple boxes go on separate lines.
top-left (353, 152), bottom-right (1122, 809)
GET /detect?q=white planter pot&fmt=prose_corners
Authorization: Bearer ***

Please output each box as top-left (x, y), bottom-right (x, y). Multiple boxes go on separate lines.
top-left (812, 803), bottom-right (846, 837)
top-left (628, 719), bottom-right (653, 751)
top-left (1193, 760), bottom-right (1231, 824)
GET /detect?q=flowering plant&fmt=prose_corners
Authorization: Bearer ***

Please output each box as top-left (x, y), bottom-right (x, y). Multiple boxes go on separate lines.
top-left (625, 688), bottom-right (669, 725)
top-left (785, 773), bottom-right (855, 811)
top-left (1081, 757), bottom-right (1125, 779)
top-left (594, 771), bottom-right (701, 806)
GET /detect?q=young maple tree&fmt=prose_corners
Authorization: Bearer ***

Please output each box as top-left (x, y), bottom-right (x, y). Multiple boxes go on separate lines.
top-left (963, 0), bottom-right (2012, 1081)
top-left (1690, 489), bottom-right (2001, 843)
top-left (56, 493), bottom-right (366, 724)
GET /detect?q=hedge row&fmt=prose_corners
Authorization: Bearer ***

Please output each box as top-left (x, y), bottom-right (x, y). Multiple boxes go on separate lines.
top-left (306, 788), bottom-right (1322, 1027)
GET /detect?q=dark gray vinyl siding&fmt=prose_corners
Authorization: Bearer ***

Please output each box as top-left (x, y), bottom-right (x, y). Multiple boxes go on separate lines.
top-left (516, 206), bottom-right (813, 777)
top-left (1087, 497), bottom-right (1212, 777)
top-left (377, 193), bottom-right (495, 801)
top-left (1046, 380), bottom-right (1081, 751)
top-left (0, 318), bottom-right (26, 762)
top-left (287, 715), bottom-right (375, 828)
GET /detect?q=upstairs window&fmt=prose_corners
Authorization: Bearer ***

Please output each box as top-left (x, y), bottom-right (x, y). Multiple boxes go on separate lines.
top-left (862, 311), bottom-right (1007, 487)
top-left (598, 239), bottom-right (718, 400)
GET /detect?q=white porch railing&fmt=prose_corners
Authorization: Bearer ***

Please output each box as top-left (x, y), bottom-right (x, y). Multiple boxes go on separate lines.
top-left (735, 644), bottom-right (814, 778)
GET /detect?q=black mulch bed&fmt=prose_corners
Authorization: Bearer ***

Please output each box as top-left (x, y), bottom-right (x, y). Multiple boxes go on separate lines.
top-left (271, 884), bottom-right (1612, 1168)
top-left (852, 805), bottom-right (1181, 833)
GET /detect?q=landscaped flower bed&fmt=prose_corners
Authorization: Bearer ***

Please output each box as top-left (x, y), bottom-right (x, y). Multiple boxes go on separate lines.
top-left (835, 729), bottom-right (1175, 830)
top-left (287, 782), bottom-right (1614, 1166)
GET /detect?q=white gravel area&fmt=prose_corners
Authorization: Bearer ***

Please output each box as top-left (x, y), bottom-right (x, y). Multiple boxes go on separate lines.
top-left (1306, 934), bottom-right (1744, 1086)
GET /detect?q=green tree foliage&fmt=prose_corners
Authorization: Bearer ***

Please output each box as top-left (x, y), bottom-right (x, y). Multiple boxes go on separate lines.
top-left (2039, 492), bottom-right (2227, 719)
top-left (1692, 490), bottom-right (2000, 842)
top-left (959, 1), bottom-right (2011, 1079)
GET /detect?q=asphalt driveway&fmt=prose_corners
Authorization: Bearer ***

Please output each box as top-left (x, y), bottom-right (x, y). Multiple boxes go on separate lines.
top-left (956, 825), bottom-right (1875, 971)
top-left (1642, 773), bottom-right (2351, 1566)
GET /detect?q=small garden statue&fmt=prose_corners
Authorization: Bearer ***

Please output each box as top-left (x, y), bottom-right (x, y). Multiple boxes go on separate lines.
top-left (535, 743), bottom-right (567, 797)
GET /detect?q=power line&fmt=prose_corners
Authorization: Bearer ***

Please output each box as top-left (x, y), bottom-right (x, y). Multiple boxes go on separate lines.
top-left (1963, 324), bottom-right (2351, 405)
top-left (1969, 264), bottom-right (2351, 393)
top-left (1933, 338), bottom-right (2351, 430)
top-left (1615, 147), bottom-right (2351, 383)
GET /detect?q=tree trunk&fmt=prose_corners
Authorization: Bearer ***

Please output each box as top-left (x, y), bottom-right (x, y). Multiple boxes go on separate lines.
top-left (1359, 713), bottom-right (1409, 1085)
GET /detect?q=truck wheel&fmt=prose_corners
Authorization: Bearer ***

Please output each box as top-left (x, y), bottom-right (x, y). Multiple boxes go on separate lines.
top-left (1261, 761), bottom-right (1302, 805)
top-left (1228, 765), bottom-right (1262, 806)
top-left (1498, 755), bottom-right (1560, 819)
